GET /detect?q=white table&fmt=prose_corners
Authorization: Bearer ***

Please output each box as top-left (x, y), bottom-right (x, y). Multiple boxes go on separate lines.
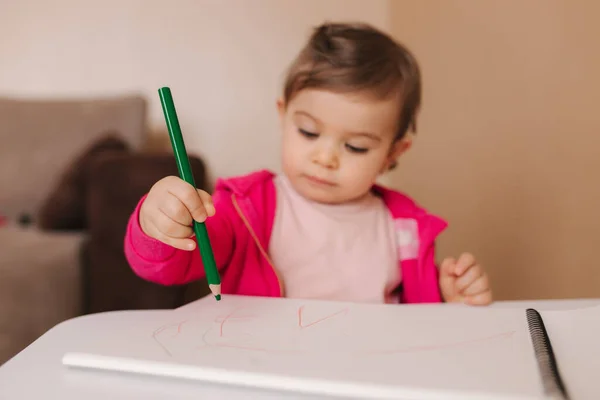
top-left (1, 297), bottom-right (598, 400)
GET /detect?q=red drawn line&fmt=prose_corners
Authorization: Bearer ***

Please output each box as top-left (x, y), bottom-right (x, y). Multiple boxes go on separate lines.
top-left (218, 314), bottom-right (257, 319)
top-left (368, 330), bottom-right (517, 356)
top-left (214, 317), bottom-right (255, 322)
top-left (151, 324), bottom-right (173, 357)
top-left (177, 320), bottom-right (188, 333)
top-left (298, 306), bottom-right (348, 329)
top-left (196, 326), bottom-right (215, 350)
top-left (158, 315), bottom-right (516, 358)
top-left (153, 324), bottom-right (170, 336)
top-left (151, 320), bottom-right (188, 357)
top-left (197, 327), bottom-right (299, 355)
top-left (216, 308), bottom-right (247, 337)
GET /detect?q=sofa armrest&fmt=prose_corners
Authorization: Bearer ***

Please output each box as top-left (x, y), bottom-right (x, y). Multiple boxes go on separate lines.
top-left (0, 225), bottom-right (84, 364)
top-left (82, 152), bottom-right (209, 314)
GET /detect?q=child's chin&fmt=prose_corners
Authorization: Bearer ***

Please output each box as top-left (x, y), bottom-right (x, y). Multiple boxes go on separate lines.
top-left (297, 186), bottom-right (348, 205)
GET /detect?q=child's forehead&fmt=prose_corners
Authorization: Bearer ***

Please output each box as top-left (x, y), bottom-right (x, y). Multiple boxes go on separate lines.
top-left (288, 89), bottom-right (400, 135)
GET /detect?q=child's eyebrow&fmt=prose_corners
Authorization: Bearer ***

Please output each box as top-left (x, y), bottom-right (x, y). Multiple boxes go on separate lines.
top-left (293, 110), bottom-right (381, 141)
top-left (349, 132), bottom-right (381, 142)
top-left (293, 110), bottom-right (318, 122)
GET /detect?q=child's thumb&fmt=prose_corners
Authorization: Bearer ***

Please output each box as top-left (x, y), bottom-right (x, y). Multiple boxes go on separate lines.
top-left (196, 189), bottom-right (215, 217)
top-left (440, 257), bottom-right (456, 277)
top-left (439, 257), bottom-right (458, 301)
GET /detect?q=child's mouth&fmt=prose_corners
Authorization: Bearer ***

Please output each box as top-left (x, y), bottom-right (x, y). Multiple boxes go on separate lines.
top-left (305, 175), bottom-right (336, 187)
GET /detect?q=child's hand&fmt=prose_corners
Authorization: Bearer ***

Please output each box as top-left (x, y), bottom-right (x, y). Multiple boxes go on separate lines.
top-left (139, 176), bottom-right (215, 251)
top-left (439, 253), bottom-right (492, 305)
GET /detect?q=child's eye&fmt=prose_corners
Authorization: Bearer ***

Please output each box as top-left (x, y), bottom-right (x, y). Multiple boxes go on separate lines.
top-left (298, 128), bottom-right (319, 139)
top-left (345, 144), bottom-right (369, 154)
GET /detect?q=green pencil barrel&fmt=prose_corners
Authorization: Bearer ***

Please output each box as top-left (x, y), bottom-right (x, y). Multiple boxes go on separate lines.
top-left (158, 87), bottom-right (195, 185)
top-left (193, 222), bottom-right (221, 284)
top-left (158, 86), bottom-right (221, 287)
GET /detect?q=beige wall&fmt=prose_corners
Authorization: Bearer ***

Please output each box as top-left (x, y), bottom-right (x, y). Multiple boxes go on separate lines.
top-left (3, 0), bottom-right (599, 301)
top-left (388, 0), bottom-right (600, 300)
top-left (0, 0), bottom-right (390, 179)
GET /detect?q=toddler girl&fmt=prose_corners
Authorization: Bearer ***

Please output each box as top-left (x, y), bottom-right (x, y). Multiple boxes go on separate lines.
top-left (124, 22), bottom-right (492, 306)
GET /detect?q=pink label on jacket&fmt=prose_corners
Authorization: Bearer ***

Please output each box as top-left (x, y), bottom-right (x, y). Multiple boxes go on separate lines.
top-left (394, 218), bottom-right (419, 260)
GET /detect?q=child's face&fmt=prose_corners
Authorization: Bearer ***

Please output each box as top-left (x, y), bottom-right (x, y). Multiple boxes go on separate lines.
top-left (278, 89), bottom-right (411, 204)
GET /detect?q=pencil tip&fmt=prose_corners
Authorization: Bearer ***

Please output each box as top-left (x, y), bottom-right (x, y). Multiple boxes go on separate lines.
top-left (209, 284), bottom-right (221, 301)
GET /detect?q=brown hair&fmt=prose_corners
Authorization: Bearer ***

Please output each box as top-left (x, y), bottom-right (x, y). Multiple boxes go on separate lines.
top-left (283, 22), bottom-right (422, 141)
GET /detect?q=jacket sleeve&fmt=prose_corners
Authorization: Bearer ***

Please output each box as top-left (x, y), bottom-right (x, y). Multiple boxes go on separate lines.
top-left (123, 189), bottom-right (235, 285)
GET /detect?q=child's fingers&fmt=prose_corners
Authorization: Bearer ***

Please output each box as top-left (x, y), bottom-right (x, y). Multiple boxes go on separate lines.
top-left (154, 210), bottom-right (194, 239)
top-left (155, 228), bottom-right (196, 251)
top-left (454, 265), bottom-right (483, 292)
top-left (160, 235), bottom-right (196, 251)
top-left (144, 216), bottom-right (196, 251)
top-left (464, 290), bottom-right (493, 306)
top-left (159, 192), bottom-right (194, 226)
top-left (440, 257), bottom-right (456, 276)
top-left (438, 258), bottom-right (457, 299)
top-left (460, 274), bottom-right (489, 296)
top-left (454, 253), bottom-right (476, 275)
top-left (165, 178), bottom-right (208, 223)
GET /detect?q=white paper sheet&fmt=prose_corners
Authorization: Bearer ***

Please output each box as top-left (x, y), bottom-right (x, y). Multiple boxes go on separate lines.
top-left (540, 306), bottom-right (600, 400)
top-left (60, 295), bottom-right (597, 399)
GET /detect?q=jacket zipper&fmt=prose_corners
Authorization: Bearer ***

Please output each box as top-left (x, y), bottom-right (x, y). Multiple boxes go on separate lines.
top-left (231, 194), bottom-right (285, 297)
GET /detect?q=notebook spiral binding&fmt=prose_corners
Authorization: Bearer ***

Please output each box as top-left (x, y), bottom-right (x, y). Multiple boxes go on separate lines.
top-left (526, 308), bottom-right (570, 400)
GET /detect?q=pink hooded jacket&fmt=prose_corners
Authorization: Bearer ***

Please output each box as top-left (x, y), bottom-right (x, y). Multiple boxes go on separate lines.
top-left (124, 170), bottom-right (448, 303)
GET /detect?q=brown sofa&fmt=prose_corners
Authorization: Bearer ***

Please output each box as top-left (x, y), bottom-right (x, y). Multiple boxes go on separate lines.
top-left (0, 94), bottom-right (209, 365)
top-left (81, 152), bottom-right (209, 314)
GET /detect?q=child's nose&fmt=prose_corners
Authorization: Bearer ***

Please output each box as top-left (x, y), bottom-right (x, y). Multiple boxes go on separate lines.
top-left (312, 145), bottom-right (339, 169)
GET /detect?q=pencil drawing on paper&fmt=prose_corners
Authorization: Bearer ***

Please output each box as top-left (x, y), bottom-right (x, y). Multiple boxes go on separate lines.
top-left (151, 304), bottom-right (517, 358)
top-left (297, 305), bottom-right (348, 329)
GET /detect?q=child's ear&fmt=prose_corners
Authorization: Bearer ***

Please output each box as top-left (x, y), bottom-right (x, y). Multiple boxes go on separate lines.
top-left (393, 135), bottom-right (412, 157)
top-left (276, 98), bottom-right (286, 118)
top-left (383, 135), bottom-right (413, 172)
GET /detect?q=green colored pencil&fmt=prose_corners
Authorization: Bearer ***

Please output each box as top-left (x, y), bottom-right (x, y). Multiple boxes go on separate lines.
top-left (158, 87), bottom-right (221, 301)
